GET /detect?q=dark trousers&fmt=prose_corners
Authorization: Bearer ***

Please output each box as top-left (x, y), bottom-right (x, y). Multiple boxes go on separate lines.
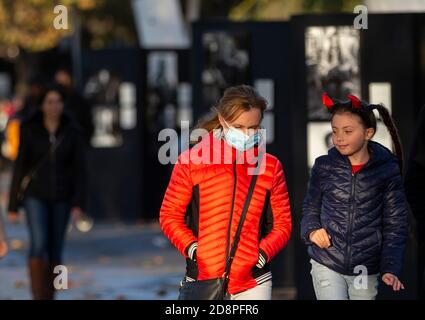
top-left (23, 196), bottom-right (71, 262)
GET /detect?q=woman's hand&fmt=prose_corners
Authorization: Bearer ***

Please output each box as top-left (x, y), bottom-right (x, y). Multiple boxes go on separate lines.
top-left (0, 241), bottom-right (8, 257)
top-left (382, 273), bottom-right (405, 291)
top-left (7, 211), bottom-right (19, 224)
top-left (309, 228), bottom-right (331, 248)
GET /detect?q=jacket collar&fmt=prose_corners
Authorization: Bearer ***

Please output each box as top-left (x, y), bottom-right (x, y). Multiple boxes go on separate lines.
top-left (328, 140), bottom-right (395, 169)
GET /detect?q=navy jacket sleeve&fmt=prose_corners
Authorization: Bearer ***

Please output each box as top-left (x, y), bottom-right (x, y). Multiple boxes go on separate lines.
top-left (381, 161), bottom-right (408, 277)
top-left (301, 159), bottom-right (323, 245)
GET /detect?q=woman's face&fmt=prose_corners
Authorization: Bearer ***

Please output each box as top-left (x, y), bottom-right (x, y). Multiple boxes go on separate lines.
top-left (42, 91), bottom-right (64, 119)
top-left (331, 112), bottom-right (374, 156)
top-left (219, 107), bottom-right (262, 136)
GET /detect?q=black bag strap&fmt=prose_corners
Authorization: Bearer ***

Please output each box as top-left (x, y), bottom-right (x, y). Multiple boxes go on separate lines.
top-left (25, 133), bottom-right (65, 180)
top-left (223, 152), bottom-right (264, 278)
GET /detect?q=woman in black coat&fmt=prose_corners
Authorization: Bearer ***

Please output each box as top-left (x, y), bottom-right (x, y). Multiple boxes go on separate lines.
top-left (8, 84), bottom-right (86, 300)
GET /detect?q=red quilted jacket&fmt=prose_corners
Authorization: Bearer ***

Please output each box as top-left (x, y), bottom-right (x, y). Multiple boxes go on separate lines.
top-left (160, 132), bottom-right (292, 294)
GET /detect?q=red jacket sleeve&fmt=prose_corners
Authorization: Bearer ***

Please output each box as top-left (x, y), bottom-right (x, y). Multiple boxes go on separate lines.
top-left (159, 153), bottom-right (197, 258)
top-left (259, 159), bottom-right (292, 262)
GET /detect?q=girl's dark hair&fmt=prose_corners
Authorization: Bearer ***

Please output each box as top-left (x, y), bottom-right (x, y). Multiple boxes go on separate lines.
top-left (325, 94), bottom-right (404, 172)
top-left (38, 83), bottom-right (66, 107)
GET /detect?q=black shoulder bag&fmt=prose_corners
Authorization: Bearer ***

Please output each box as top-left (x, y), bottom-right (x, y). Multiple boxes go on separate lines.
top-left (178, 160), bottom-right (261, 300)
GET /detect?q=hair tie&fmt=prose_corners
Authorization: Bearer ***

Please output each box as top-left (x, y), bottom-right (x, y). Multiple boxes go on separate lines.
top-left (365, 104), bottom-right (378, 112)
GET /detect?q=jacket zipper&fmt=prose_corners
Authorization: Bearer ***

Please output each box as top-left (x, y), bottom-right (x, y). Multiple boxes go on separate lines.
top-left (345, 172), bottom-right (356, 272)
top-left (343, 156), bottom-right (372, 272)
top-left (225, 160), bottom-right (237, 262)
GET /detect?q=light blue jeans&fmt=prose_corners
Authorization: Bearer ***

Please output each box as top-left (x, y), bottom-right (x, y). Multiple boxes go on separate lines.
top-left (310, 259), bottom-right (379, 300)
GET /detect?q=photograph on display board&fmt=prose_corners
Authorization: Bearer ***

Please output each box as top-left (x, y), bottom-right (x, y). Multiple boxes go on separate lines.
top-left (84, 69), bottom-right (123, 148)
top-left (307, 122), bottom-right (334, 169)
top-left (147, 51), bottom-right (178, 132)
top-left (202, 32), bottom-right (250, 111)
top-left (305, 26), bottom-right (360, 120)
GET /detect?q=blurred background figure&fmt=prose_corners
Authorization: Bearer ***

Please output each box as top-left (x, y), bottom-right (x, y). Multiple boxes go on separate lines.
top-left (7, 84), bottom-right (86, 300)
top-left (0, 75), bottom-right (47, 168)
top-left (22, 76), bottom-right (47, 120)
top-left (54, 67), bottom-right (94, 146)
top-left (1, 94), bottom-right (26, 162)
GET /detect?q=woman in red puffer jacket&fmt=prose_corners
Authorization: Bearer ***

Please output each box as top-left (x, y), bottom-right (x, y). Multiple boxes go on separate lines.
top-left (160, 85), bottom-right (292, 300)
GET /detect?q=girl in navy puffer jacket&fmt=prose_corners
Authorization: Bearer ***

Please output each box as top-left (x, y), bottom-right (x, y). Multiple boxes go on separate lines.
top-left (301, 93), bottom-right (408, 300)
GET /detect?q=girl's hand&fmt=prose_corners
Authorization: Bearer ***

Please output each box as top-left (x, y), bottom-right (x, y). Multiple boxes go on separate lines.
top-left (382, 273), bottom-right (405, 291)
top-left (0, 241), bottom-right (8, 257)
top-left (309, 228), bottom-right (331, 248)
top-left (7, 211), bottom-right (19, 224)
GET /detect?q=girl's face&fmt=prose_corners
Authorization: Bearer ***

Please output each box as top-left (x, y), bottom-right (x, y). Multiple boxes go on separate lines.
top-left (331, 112), bottom-right (374, 157)
top-left (42, 91), bottom-right (64, 119)
top-left (219, 107), bottom-right (262, 136)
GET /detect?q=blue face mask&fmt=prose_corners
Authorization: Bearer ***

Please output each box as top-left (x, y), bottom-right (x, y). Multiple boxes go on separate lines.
top-left (222, 119), bottom-right (262, 151)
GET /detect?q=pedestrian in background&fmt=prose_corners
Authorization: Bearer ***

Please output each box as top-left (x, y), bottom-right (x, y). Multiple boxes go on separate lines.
top-left (8, 84), bottom-right (86, 300)
top-left (54, 68), bottom-right (94, 145)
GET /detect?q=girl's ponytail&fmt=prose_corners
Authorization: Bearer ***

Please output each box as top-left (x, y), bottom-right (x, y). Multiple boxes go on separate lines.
top-left (372, 104), bottom-right (404, 173)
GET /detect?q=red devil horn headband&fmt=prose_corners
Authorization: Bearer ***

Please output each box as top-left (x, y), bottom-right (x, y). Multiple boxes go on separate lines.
top-left (347, 94), bottom-right (361, 109)
top-left (322, 92), bottom-right (334, 110)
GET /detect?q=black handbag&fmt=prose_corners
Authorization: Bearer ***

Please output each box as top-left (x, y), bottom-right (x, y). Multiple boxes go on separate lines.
top-left (17, 134), bottom-right (65, 203)
top-left (178, 161), bottom-right (261, 300)
top-left (178, 277), bottom-right (228, 300)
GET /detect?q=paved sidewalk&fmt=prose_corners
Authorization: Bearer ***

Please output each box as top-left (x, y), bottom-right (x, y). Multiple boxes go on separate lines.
top-left (0, 220), bottom-right (185, 300)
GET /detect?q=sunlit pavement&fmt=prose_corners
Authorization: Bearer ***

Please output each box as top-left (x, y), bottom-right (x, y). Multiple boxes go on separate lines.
top-left (0, 220), bottom-right (184, 300)
top-left (0, 217), bottom-right (296, 300)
